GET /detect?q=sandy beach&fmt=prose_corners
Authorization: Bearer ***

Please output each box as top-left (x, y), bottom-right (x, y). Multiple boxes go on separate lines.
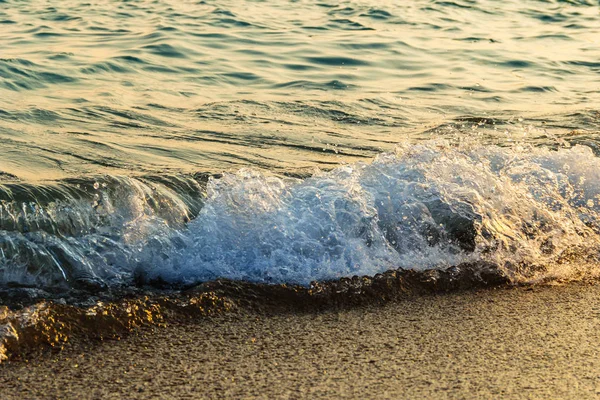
top-left (2, 282), bottom-right (600, 399)
top-left (2, 1), bottom-right (600, 399)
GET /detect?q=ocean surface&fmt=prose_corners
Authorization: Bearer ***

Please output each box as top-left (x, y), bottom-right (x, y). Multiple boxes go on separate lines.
top-left (0, 0), bottom-right (599, 302)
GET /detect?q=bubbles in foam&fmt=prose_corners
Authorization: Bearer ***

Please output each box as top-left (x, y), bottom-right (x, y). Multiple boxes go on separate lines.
top-left (142, 168), bottom-right (406, 283)
top-left (1, 143), bottom-right (600, 289)
top-left (143, 142), bottom-right (600, 285)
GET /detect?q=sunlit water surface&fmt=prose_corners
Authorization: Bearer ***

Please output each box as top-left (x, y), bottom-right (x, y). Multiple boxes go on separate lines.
top-left (0, 0), bottom-right (599, 291)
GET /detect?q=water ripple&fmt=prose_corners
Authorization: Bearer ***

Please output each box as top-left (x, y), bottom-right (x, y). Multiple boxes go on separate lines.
top-left (0, 0), bottom-right (597, 180)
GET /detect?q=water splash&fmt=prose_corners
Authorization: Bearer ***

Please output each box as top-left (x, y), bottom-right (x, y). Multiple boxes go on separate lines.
top-left (0, 142), bottom-right (598, 290)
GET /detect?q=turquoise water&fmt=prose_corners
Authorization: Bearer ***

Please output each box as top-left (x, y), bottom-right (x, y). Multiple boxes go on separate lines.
top-left (0, 0), bottom-right (599, 291)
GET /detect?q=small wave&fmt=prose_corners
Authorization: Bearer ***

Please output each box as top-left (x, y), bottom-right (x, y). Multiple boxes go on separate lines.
top-left (0, 142), bottom-right (599, 292)
top-left (0, 58), bottom-right (77, 91)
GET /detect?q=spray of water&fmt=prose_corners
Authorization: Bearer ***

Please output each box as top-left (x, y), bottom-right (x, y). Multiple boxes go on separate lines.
top-left (0, 142), bottom-right (599, 289)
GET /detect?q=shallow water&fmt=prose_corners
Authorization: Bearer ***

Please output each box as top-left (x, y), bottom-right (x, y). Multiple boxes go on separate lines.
top-left (1, 0), bottom-right (599, 180)
top-left (0, 0), bottom-right (599, 292)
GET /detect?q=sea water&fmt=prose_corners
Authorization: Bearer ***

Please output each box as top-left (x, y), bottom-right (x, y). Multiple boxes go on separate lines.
top-left (0, 0), bottom-right (599, 295)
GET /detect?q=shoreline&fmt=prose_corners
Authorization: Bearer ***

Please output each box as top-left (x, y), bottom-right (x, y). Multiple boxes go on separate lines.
top-left (2, 282), bottom-right (600, 398)
top-left (0, 263), bottom-right (507, 363)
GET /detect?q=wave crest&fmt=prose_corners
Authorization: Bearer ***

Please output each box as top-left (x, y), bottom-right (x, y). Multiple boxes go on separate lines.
top-left (1, 142), bottom-right (599, 290)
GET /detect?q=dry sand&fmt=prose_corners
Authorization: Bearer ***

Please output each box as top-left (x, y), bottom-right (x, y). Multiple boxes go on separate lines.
top-left (2, 283), bottom-right (600, 399)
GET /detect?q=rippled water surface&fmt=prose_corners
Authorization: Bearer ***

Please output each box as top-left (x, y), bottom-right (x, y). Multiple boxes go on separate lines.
top-left (0, 0), bottom-right (600, 294)
top-left (1, 0), bottom-right (598, 180)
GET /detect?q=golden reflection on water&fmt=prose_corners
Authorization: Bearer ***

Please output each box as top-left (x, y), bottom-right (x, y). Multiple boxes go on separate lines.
top-left (0, 0), bottom-right (598, 181)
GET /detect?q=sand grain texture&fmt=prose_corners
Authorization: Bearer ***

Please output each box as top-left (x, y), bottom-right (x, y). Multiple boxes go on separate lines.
top-left (2, 284), bottom-right (600, 399)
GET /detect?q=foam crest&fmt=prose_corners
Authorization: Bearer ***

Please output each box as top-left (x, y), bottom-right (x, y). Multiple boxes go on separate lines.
top-left (140, 168), bottom-right (404, 284)
top-left (143, 143), bottom-right (600, 285)
top-left (1, 143), bottom-right (600, 290)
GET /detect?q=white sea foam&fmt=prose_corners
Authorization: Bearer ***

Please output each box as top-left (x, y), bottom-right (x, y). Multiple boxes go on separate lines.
top-left (1, 142), bottom-right (600, 289)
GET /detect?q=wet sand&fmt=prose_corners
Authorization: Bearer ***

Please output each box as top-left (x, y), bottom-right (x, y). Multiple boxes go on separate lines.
top-left (2, 283), bottom-right (600, 399)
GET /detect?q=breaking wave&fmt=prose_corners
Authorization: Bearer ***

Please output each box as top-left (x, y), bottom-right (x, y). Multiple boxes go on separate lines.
top-left (1, 142), bottom-right (599, 292)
